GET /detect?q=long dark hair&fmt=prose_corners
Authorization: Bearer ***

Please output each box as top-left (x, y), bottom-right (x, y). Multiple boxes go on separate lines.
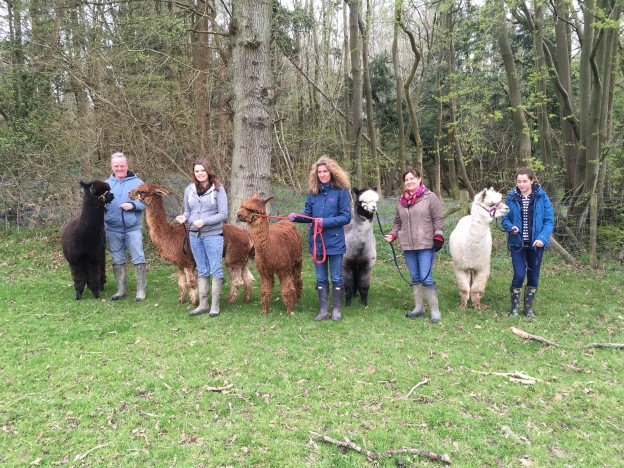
top-left (192, 159), bottom-right (220, 192)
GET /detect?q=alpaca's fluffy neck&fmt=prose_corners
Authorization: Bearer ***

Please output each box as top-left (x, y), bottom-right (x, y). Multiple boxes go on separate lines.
top-left (248, 217), bottom-right (271, 253)
top-left (144, 195), bottom-right (179, 242)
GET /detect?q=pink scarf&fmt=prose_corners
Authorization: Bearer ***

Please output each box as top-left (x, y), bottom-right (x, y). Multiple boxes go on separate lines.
top-left (400, 184), bottom-right (427, 207)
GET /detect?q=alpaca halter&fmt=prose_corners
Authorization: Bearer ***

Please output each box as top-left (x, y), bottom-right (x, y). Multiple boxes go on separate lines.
top-left (98, 190), bottom-right (110, 203)
top-left (478, 201), bottom-right (502, 218)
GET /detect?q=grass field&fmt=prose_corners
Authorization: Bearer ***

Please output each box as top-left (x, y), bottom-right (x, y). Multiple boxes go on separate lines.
top-left (1, 196), bottom-right (622, 466)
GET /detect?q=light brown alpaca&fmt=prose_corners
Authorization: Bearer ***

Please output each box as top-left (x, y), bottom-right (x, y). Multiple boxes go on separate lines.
top-left (129, 183), bottom-right (254, 305)
top-left (236, 193), bottom-right (303, 315)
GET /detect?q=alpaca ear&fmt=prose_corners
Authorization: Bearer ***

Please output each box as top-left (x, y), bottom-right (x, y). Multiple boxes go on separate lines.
top-left (352, 187), bottom-right (360, 197)
top-left (155, 187), bottom-right (169, 196)
top-left (80, 180), bottom-right (90, 190)
top-left (251, 192), bottom-right (259, 199)
top-left (262, 195), bottom-right (275, 204)
top-left (476, 188), bottom-right (486, 202)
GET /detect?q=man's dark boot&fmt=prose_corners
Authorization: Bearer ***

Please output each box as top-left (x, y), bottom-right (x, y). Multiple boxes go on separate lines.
top-left (523, 286), bottom-right (537, 318)
top-left (134, 263), bottom-right (147, 301)
top-left (331, 284), bottom-right (344, 321)
top-left (314, 283), bottom-right (330, 321)
top-left (111, 264), bottom-right (127, 300)
top-left (509, 287), bottom-right (521, 317)
top-left (406, 283), bottom-right (425, 318)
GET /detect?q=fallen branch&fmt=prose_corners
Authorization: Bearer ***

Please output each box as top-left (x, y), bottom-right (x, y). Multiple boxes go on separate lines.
top-left (310, 431), bottom-right (451, 464)
top-left (405, 378), bottom-right (429, 398)
top-left (74, 443), bottom-right (109, 461)
top-left (471, 370), bottom-right (538, 385)
top-left (584, 343), bottom-right (624, 349)
top-left (510, 328), bottom-right (623, 350)
top-left (205, 383), bottom-right (234, 393)
top-left (510, 327), bottom-right (559, 347)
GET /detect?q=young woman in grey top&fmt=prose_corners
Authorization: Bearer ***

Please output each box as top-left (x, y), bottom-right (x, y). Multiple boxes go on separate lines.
top-left (176, 159), bottom-right (228, 317)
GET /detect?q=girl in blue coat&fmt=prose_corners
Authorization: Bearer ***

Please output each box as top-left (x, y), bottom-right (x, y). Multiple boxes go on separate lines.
top-left (289, 156), bottom-right (351, 321)
top-left (501, 168), bottom-right (555, 318)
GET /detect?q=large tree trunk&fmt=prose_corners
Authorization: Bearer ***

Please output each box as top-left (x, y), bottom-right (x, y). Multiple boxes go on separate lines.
top-left (359, 2), bottom-right (381, 192)
top-left (346, 0), bottom-right (363, 184)
top-left (393, 0), bottom-right (406, 173)
top-left (533, 2), bottom-right (558, 205)
top-left (228, 0), bottom-right (274, 223)
top-left (496, 1), bottom-right (531, 166)
top-left (191, 0), bottom-right (212, 158)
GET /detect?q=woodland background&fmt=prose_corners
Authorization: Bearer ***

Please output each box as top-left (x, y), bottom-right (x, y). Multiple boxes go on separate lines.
top-left (0, 0), bottom-right (622, 265)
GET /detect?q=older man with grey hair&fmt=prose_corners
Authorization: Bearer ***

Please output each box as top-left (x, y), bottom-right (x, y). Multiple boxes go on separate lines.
top-left (104, 152), bottom-right (148, 301)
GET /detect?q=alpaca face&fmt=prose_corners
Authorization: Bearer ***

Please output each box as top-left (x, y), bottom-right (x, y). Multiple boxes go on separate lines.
top-left (128, 182), bottom-right (168, 205)
top-left (81, 180), bottom-right (114, 206)
top-left (472, 188), bottom-right (509, 220)
top-left (237, 193), bottom-right (274, 223)
top-left (358, 189), bottom-right (379, 214)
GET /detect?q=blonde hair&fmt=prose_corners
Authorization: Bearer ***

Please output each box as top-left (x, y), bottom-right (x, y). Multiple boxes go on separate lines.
top-left (307, 155), bottom-right (350, 194)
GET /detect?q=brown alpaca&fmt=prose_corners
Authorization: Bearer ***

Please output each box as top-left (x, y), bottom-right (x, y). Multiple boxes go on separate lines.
top-left (129, 183), bottom-right (254, 305)
top-left (237, 193), bottom-right (303, 315)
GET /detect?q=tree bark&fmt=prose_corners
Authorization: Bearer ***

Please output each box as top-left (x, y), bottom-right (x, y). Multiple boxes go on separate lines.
top-left (496, 1), bottom-right (531, 166)
top-left (228, 0), bottom-right (274, 223)
top-left (393, 0), bottom-right (406, 174)
top-left (346, 0), bottom-right (363, 184)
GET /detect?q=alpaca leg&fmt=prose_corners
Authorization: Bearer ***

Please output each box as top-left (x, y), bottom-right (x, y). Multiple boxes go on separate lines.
top-left (71, 264), bottom-right (87, 300)
top-left (226, 265), bottom-right (242, 305)
top-left (184, 267), bottom-right (198, 306)
top-left (289, 259), bottom-right (303, 304)
top-left (454, 269), bottom-right (471, 309)
top-left (358, 267), bottom-right (373, 307)
top-left (279, 274), bottom-right (297, 315)
top-left (342, 264), bottom-right (355, 307)
top-left (260, 276), bottom-right (274, 315)
top-left (177, 270), bottom-right (187, 304)
top-left (470, 268), bottom-right (490, 310)
top-left (86, 261), bottom-right (101, 299)
top-left (242, 265), bottom-right (254, 303)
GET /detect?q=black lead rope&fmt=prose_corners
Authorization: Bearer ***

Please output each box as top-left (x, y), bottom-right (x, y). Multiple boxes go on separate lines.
top-left (375, 211), bottom-right (413, 287)
top-left (181, 222), bottom-right (191, 256)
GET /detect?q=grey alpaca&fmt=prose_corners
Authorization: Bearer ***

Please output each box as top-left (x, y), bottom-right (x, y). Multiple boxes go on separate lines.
top-left (342, 188), bottom-right (379, 307)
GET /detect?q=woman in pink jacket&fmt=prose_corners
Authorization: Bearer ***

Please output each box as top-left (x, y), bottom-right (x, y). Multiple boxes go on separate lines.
top-left (384, 168), bottom-right (445, 322)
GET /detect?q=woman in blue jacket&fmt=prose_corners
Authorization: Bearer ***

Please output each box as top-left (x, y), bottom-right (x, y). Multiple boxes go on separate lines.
top-left (289, 156), bottom-right (351, 321)
top-left (501, 168), bottom-right (555, 318)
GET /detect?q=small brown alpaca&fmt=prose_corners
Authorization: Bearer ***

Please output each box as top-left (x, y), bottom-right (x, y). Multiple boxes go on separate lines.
top-left (129, 183), bottom-right (254, 305)
top-left (237, 193), bottom-right (303, 315)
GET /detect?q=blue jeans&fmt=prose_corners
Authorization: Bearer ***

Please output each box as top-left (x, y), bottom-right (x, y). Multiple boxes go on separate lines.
top-left (107, 230), bottom-right (146, 265)
top-left (314, 254), bottom-right (343, 285)
top-left (404, 249), bottom-right (435, 286)
top-left (510, 245), bottom-right (544, 288)
top-left (190, 234), bottom-right (224, 278)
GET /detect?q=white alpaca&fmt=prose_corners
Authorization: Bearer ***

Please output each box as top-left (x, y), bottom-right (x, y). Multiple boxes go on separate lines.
top-left (449, 188), bottom-right (509, 309)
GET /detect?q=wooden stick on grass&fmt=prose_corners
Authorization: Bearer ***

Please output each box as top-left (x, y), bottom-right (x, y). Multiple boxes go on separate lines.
top-left (405, 378), bottom-right (429, 398)
top-left (310, 432), bottom-right (452, 464)
top-left (510, 327), bottom-right (624, 349)
top-left (510, 327), bottom-right (559, 346)
top-left (584, 343), bottom-right (624, 349)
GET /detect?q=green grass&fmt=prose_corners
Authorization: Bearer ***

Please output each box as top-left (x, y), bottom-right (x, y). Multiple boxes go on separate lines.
top-left (0, 223), bottom-right (622, 467)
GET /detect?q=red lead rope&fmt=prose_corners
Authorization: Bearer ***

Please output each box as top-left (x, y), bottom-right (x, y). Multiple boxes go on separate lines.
top-left (257, 213), bottom-right (326, 264)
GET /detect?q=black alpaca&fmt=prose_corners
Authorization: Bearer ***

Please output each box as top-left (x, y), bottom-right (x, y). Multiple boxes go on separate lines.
top-left (342, 188), bottom-right (379, 306)
top-left (61, 180), bottom-right (114, 300)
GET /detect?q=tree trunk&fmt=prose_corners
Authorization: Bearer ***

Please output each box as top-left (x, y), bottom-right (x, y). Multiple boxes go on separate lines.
top-left (393, 0), bottom-right (406, 173)
top-left (228, 0), bottom-right (274, 223)
top-left (191, 0), bottom-right (212, 158)
top-left (347, 0), bottom-right (363, 184)
top-left (496, 1), bottom-right (531, 166)
top-left (533, 2), bottom-right (558, 205)
top-left (359, 2), bottom-right (381, 192)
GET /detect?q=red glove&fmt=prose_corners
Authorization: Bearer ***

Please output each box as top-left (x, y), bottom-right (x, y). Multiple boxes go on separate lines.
top-left (315, 218), bottom-right (324, 227)
top-left (433, 235), bottom-right (444, 252)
